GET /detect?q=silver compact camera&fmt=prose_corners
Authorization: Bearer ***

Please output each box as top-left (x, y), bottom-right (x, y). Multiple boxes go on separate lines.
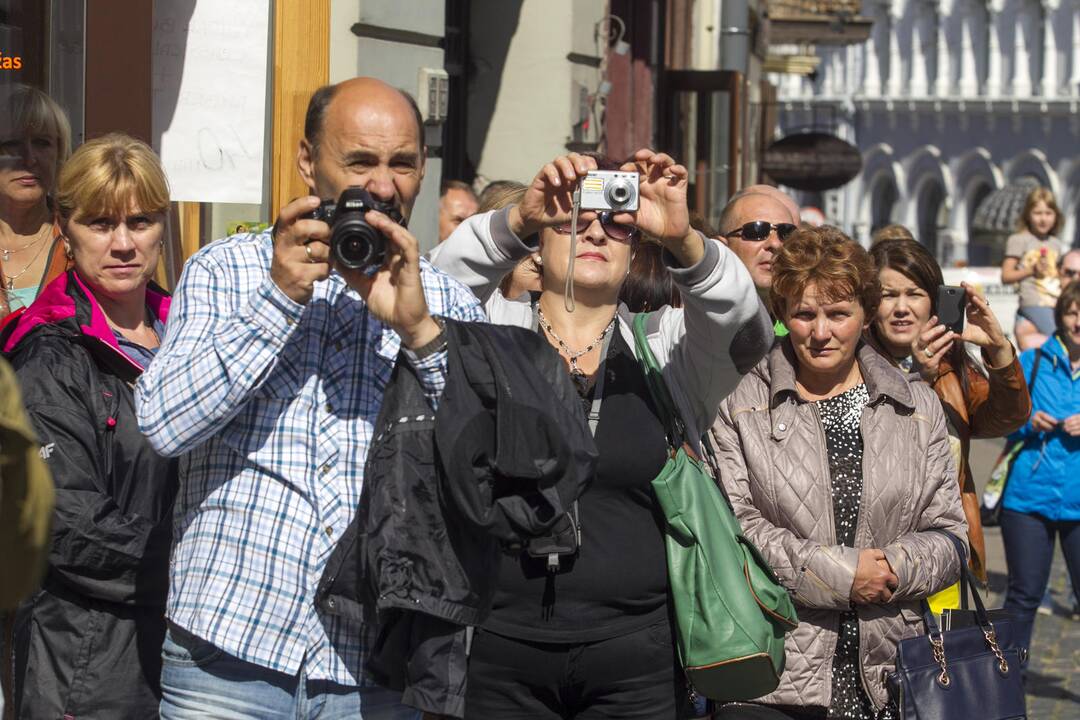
top-left (579, 170), bottom-right (639, 211)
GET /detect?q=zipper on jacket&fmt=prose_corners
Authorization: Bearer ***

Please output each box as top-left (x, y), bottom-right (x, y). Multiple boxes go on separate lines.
top-left (102, 389), bottom-right (119, 479)
top-left (853, 402), bottom-right (879, 706)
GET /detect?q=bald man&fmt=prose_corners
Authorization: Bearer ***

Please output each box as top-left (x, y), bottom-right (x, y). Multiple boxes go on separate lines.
top-left (714, 186), bottom-right (799, 336)
top-left (140, 78), bottom-right (484, 718)
top-left (717, 187), bottom-right (799, 294)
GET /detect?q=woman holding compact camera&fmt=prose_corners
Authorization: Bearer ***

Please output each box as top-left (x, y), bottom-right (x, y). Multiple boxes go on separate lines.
top-left (430, 150), bottom-right (771, 719)
top-left (868, 237), bottom-right (1029, 584)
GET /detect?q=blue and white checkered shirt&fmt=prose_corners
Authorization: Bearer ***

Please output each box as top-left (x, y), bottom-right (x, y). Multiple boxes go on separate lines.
top-left (135, 229), bottom-right (485, 685)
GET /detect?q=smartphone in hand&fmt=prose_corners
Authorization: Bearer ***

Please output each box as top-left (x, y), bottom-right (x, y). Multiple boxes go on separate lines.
top-left (936, 285), bottom-right (966, 334)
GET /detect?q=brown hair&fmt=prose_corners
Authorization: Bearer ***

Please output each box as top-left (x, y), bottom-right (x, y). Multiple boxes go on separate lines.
top-left (690, 212), bottom-right (717, 239)
top-left (56, 133), bottom-right (170, 223)
top-left (871, 224), bottom-right (916, 245)
top-left (770, 225), bottom-right (880, 320)
top-left (1018, 187), bottom-right (1063, 238)
top-left (1055, 280), bottom-right (1080, 333)
top-left (869, 236), bottom-right (976, 386)
top-left (869, 237), bottom-right (944, 312)
top-left (620, 239), bottom-right (682, 312)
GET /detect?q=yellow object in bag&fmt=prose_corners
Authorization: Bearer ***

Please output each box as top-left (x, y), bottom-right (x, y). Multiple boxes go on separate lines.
top-left (927, 582), bottom-right (961, 614)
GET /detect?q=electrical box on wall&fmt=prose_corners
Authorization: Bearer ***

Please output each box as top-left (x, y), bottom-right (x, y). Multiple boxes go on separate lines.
top-left (418, 67), bottom-right (449, 124)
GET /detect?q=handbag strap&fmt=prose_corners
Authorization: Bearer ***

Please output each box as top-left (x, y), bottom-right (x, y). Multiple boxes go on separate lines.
top-left (631, 311), bottom-right (687, 448)
top-left (923, 531), bottom-right (992, 632)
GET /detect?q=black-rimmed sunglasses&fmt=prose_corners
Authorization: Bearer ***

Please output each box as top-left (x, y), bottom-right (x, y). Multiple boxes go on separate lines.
top-left (725, 221), bottom-right (797, 242)
top-left (554, 211), bottom-right (639, 242)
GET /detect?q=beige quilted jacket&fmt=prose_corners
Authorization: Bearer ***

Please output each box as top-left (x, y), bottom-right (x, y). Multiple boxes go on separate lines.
top-left (709, 341), bottom-right (967, 710)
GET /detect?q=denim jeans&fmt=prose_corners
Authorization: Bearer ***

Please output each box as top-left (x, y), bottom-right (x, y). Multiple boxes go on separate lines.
top-left (159, 624), bottom-right (420, 720)
top-left (1000, 509), bottom-right (1080, 652)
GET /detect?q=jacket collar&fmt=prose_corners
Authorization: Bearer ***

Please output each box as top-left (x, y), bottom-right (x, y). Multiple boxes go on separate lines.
top-left (2, 270), bottom-right (171, 371)
top-left (767, 338), bottom-right (916, 411)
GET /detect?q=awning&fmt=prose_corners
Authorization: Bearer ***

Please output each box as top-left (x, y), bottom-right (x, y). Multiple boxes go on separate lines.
top-left (766, 0), bottom-right (874, 45)
top-left (971, 179), bottom-right (1040, 234)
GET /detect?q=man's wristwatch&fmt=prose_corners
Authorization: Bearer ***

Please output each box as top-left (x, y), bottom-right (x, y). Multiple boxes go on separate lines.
top-left (408, 316), bottom-right (447, 360)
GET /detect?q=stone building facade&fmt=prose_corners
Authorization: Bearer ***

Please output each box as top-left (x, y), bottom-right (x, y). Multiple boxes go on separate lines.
top-left (774, 0), bottom-right (1080, 264)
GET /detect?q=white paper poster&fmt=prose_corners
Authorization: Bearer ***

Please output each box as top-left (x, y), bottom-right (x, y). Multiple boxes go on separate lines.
top-left (152, 0), bottom-right (270, 204)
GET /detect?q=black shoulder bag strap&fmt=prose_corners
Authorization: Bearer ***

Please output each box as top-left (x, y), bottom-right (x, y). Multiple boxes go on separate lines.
top-left (530, 301), bottom-right (614, 571)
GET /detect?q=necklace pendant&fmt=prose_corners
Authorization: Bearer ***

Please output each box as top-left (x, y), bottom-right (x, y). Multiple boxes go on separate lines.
top-left (2, 250), bottom-right (9, 262)
top-left (5, 277), bottom-right (13, 290)
top-left (571, 371), bottom-right (590, 396)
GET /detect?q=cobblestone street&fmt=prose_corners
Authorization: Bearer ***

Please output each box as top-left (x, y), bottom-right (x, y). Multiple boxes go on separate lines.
top-left (973, 440), bottom-right (1080, 719)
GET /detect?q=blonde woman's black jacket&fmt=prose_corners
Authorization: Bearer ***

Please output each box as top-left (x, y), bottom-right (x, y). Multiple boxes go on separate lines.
top-left (316, 319), bottom-right (597, 717)
top-left (2, 271), bottom-right (177, 719)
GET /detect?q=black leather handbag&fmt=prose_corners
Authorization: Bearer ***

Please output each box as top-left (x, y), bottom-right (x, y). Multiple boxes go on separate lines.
top-left (887, 533), bottom-right (1028, 719)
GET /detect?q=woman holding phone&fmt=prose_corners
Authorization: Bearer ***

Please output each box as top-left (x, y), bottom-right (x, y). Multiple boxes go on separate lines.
top-left (868, 237), bottom-right (1030, 583)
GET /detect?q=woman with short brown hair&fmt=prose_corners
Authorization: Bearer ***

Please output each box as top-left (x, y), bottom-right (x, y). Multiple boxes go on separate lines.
top-left (711, 226), bottom-right (965, 719)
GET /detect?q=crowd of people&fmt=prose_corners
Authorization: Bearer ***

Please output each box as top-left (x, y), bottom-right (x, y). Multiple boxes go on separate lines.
top-left (0, 73), bottom-right (1078, 720)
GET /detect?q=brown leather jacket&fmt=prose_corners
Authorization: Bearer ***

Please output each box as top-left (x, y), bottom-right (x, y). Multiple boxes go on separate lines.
top-left (710, 341), bottom-right (966, 709)
top-left (930, 350), bottom-right (1030, 583)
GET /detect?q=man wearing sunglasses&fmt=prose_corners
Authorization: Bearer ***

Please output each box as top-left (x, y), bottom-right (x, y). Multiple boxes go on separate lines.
top-left (1015, 248), bottom-right (1080, 350)
top-left (716, 187), bottom-right (800, 334)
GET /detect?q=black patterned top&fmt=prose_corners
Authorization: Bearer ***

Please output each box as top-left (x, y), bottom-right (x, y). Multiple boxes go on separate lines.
top-left (815, 384), bottom-right (896, 720)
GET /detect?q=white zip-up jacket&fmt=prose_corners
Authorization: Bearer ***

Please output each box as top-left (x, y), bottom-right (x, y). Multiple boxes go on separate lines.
top-left (429, 207), bottom-right (773, 448)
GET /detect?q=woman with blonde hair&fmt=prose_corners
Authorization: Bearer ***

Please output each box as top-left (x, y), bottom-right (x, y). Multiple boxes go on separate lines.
top-left (1002, 187), bottom-right (1066, 348)
top-left (0, 85), bottom-right (73, 314)
top-left (3, 133), bottom-right (177, 718)
top-left (711, 226), bottom-right (965, 719)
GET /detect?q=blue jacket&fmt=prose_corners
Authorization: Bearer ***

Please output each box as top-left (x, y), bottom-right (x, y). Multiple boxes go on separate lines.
top-left (1003, 336), bottom-right (1080, 520)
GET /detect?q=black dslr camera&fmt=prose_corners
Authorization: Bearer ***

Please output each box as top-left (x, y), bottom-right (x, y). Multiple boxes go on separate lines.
top-left (306, 187), bottom-right (405, 273)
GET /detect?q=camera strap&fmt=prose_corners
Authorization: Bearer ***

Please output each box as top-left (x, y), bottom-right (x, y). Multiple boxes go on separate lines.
top-left (531, 301), bottom-right (615, 571)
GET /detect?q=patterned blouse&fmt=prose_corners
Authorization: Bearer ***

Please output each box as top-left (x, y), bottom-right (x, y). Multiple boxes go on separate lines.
top-left (815, 384), bottom-right (897, 720)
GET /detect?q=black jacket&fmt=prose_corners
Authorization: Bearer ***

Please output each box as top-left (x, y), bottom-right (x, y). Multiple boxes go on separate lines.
top-left (2, 271), bottom-right (177, 719)
top-left (316, 319), bottom-right (596, 717)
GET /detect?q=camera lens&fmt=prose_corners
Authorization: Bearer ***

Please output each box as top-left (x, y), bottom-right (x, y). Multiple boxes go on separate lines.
top-left (332, 215), bottom-right (385, 270)
top-left (605, 179), bottom-right (633, 208)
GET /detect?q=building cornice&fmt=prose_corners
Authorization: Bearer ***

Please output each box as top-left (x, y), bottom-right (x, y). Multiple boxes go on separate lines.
top-left (782, 96), bottom-right (1080, 117)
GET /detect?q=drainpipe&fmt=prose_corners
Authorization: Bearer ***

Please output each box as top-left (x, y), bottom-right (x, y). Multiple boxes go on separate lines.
top-left (720, 0), bottom-right (750, 73)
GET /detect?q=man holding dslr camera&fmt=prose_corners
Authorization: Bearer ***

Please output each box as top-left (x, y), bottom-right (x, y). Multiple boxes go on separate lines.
top-left (136, 77), bottom-right (483, 718)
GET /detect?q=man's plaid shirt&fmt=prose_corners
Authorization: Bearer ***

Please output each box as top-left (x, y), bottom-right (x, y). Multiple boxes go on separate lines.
top-left (135, 230), bottom-right (484, 685)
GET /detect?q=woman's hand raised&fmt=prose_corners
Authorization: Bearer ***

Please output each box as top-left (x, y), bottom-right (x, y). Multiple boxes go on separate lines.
top-left (960, 282), bottom-right (1015, 368)
top-left (616, 149), bottom-right (703, 267)
top-left (508, 153), bottom-right (598, 239)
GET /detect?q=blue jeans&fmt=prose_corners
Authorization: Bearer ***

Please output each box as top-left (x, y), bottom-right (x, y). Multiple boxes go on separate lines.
top-left (159, 624), bottom-right (420, 720)
top-left (1000, 510), bottom-right (1080, 652)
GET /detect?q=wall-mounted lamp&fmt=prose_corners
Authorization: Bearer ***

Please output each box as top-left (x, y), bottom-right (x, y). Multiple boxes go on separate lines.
top-left (595, 14), bottom-right (630, 56)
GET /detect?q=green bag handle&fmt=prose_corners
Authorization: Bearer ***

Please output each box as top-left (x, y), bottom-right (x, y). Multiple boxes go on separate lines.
top-left (631, 312), bottom-right (687, 449)
top-left (632, 312), bottom-right (738, 511)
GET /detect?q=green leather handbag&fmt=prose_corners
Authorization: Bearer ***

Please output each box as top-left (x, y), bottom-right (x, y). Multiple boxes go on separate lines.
top-left (632, 312), bottom-right (798, 701)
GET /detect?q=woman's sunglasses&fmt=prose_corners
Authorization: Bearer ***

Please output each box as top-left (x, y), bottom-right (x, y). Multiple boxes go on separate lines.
top-left (725, 221), bottom-right (797, 242)
top-left (554, 211), bottom-right (639, 242)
